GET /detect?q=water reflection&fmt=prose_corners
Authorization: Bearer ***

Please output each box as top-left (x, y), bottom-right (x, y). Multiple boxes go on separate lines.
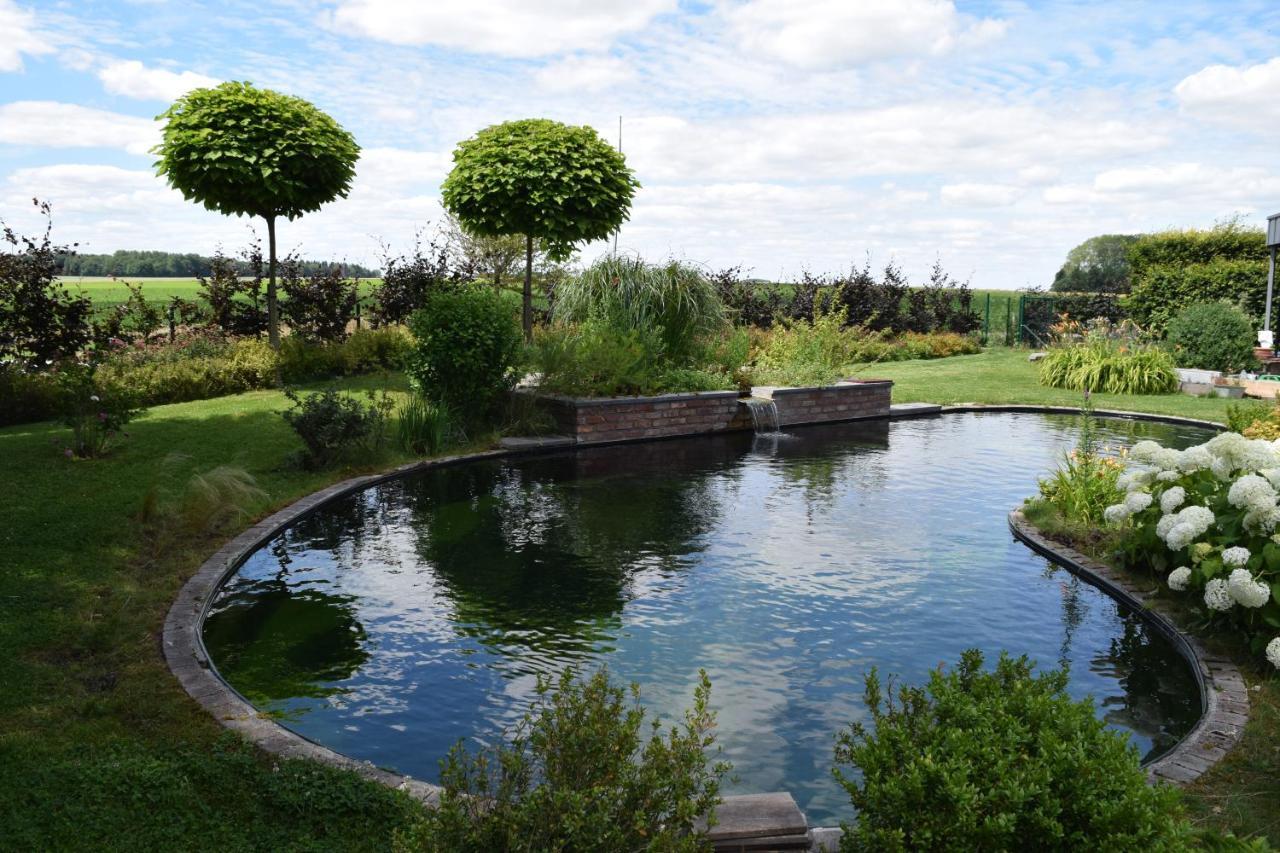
top-left (203, 413), bottom-right (1210, 826)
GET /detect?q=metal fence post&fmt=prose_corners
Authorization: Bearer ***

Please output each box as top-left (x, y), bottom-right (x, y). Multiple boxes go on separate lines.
top-left (983, 292), bottom-right (991, 345)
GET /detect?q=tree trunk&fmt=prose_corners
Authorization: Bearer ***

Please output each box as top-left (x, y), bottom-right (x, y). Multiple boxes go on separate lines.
top-left (266, 214), bottom-right (280, 350)
top-left (523, 233), bottom-right (533, 342)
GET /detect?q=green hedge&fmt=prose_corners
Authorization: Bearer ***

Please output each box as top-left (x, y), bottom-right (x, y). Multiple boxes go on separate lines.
top-left (1126, 259), bottom-right (1268, 333)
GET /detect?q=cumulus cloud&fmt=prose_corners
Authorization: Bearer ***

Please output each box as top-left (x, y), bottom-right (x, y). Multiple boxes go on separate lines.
top-left (725, 0), bottom-right (1007, 69)
top-left (0, 0), bottom-right (53, 72)
top-left (535, 55), bottom-right (634, 93)
top-left (0, 101), bottom-right (159, 155)
top-left (1175, 57), bottom-right (1280, 126)
top-left (98, 60), bottom-right (220, 101)
top-left (940, 183), bottom-right (1022, 207)
top-left (1043, 163), bottom-right (1280, 207)
top-left (325, 0), bottom-right (673, 56)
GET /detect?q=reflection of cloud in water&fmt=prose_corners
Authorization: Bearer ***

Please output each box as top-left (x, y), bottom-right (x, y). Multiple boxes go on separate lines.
top-left (203, 412), bottom-right (1211, 826)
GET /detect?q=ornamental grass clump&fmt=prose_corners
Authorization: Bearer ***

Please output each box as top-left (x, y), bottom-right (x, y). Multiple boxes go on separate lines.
top-left (833, 649), bottom-right (1190, 851)
top-left (1037, 398), bottom-right (1126, 527)
top-left (1097, 431), bottom-right (1280, 666)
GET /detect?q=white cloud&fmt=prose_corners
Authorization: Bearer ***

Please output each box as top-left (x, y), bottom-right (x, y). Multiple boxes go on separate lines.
top-left (1175, 56), bottom-right (1280, 126)
top-left (0, 0), bottom-right (53, 72)
top-left (940, 183), bottom-right (1021, 207)
top-left (1043, 163), bottom-right (1280, 208)
top-left (97, 59), bottom-right (220, 101)
top-left (726, 0), bottom-right (1007, 69)
top-left (325, 0), bottom-right (673, 57)
top-left (0, 101), bottom-right (159, 155)
top-left (535, 55), bottom-right (634, 93)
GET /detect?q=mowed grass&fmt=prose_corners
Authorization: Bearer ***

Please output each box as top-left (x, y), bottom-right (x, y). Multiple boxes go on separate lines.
top-left (874, 347), bottom-right (1235, 423)
top-left (0, 373), bottom-right (432, 850)
top-left (0, 346), bottom-right (1271, 847)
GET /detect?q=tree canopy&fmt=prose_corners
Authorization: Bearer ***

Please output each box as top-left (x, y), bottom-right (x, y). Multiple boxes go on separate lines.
top-left (1050, 234), bottom-right (1138, 293)
top-left (441, 118), bottom-right (639, 337)
top-left (153, 81), bottom-right (359, 347)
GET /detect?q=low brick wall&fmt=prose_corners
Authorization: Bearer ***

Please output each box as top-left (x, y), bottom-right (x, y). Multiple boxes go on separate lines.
top-left (531, 390), bottom-right (742, 445)
top-left (755, 380), bottom-right (892, 426)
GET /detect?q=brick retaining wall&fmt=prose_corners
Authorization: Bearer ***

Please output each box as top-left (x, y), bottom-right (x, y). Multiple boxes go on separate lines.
top-left (755, 380), bottom-right (892, 426)
top-left (532, 390), bottom-right (742, 444)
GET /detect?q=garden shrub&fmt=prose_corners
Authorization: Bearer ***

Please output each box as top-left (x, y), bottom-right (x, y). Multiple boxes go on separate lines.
top-left (394, 668), bottom-right (728, 853)
top-left (198, 244), bottom-right (268, 338)
top-left (55, 362), bottom-right (143, 458)
top-left (833, 649), bottom-right (1190, 851)
top-left (1100, 433), bottom-right (1280, 665)
top-left (280, 387), bottom-right (391, 468)
top-left (99, 338), bottom-right (278, 405)
top-left (0, 364), bottom-right (62, 427)
top-left (278, 256), bottom-right (359, 342)
top-left (372, 235), bottom-right (470, 326)
top-left (1037, 405), bottom-right (1125, 527)
top-left (1038, 342), bottom-right (1177, 395)
top-left (554, 255), bottom-right (726, 361)
top-left (531, 322), bottom-right (658, 397)
top-left (396, 394), bottom-right (456, 455)
top-left (405, 286), bottom-right (522, 422)
top-left (1166, 302), bottom-right (1257, 374)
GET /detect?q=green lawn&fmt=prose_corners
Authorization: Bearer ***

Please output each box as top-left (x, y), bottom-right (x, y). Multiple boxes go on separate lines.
top-left (876, 347), bottom-right (1234, 423)
top-left (0, 349), bottom-right (1270, 847)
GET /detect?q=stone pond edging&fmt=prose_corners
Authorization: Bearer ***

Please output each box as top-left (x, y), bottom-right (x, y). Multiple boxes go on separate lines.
top-left (163, 404), bottom-right (1241, 850)
top-left (1008, 510), bottom-right (1249, 785)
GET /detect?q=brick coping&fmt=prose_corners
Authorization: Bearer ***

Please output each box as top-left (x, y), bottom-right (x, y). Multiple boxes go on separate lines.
top-left (162, 406), bottom-right (1244, 846)
top-left (1009, 510), bottom-right (1249, 785)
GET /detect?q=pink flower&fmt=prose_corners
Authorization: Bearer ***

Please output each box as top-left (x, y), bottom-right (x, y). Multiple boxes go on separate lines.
top-left (97, 411), bottom-right (108, 421)
top-left (64, 448), bottom-right (73, 458)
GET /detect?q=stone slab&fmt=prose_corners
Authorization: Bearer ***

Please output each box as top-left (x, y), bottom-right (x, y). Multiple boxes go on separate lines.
top-left (705, 792), bottom-right (807, 842)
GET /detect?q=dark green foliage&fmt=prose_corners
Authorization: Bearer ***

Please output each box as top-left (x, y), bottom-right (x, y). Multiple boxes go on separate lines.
top-left (59, 249), bottom-right (376, 278)
top-left (1167, 302), bottom-right (1258, 373)
top-left (278, 255), bottom-right (359, 342)
top-left (396, 394), bottom-right (456, 455)
top-left (198, 244), bottom-right (267, 337)
top-left (1051, 234), bottom-right (1138, 293)
top-left (280, 387), bottom-right (389, 468)
top-left (372, 234), bottom-right (471, 326)
top-left (833, 649), bottom-right (1190, 852)
top-left (1126, 223), bottom-right (1269, 332)
top-left (395, 668), bottom-right (728, 853)
top-left (441, 118), bottom-right (640, 337)
top-left (154, 81), bottom-right (359, 222)
top-left (0, 199), bottom-right (94, 368)
top-left (405, 286), bottom-right (522, 422)
top-left (710, 266), bottom-right (787, 328)
top-left (55, 362), bottom-right (143, 458)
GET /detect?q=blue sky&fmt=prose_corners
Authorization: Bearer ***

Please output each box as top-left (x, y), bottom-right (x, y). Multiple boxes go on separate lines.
top-left (2, 0), bottom-right (1279, 288)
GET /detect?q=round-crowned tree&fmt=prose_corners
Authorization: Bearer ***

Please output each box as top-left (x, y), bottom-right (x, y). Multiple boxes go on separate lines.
top-left (441, 118), bottom-right (639, 340)
top-left (153, 81), bottom-right (359, 348)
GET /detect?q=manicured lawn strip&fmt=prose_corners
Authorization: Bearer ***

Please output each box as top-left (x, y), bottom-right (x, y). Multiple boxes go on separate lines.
top-left (0, 373), bottom-right (430, 850)
top-left (874, 347), bottom-right (1235, 423)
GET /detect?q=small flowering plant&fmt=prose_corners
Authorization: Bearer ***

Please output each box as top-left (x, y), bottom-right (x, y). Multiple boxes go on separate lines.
top-left (1097, 431), bottom-right (1280, 666)
top-left (55, 361), bottom-right (141, 458)
top-left (1036, 395), bottom-right (1127, 526)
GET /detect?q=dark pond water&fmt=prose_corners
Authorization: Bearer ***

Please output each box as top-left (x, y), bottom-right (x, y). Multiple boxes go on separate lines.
top-left (204, 412), bottom-right (1212, 825)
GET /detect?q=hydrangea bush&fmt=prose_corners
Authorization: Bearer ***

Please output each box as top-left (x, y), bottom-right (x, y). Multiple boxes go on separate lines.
top-left (1101, 432), bottom-right (1280, 666)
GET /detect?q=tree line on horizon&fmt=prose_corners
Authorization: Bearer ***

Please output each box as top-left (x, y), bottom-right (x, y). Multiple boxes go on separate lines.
top-left (58, 249), bottom-right (377, 279)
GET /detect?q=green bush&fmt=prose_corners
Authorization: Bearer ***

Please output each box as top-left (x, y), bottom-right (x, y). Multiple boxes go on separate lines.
top-left (395, 668), bottom-right (728, 853)
top-left (554, 255), bottom-right (726, 361)
top-left (0, 365), bottom-right (62, 427)
top-left (834, 649), bottom-right (1190, 851)
top-left (99, 338), bottom-right (277, 405)
top-left (1129, 222), bottom-right (1267, 278)
top-left (1166, 301), bottom-right (1257, 374)
top-left (1038, 342), bottom-right (1178, 395)
top-left (1037, 406), bottom-right (1125, 526)
top-left (1127, 259), bottom-right (1269, 333)
top-left (55, 362), bottom-right (143, 458)
top-left (280, 387), bottom-right (391, 468)
top-left (396, 394), bottom-right (455, 455)
top-left (405, 286), bottom-right (522, 422)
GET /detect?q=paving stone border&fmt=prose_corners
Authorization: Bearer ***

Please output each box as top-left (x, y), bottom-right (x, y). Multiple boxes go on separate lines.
top-left (1009, 510), bottom-right (1249, 785)
top-left (162, 404), bottom-right (1243, 850)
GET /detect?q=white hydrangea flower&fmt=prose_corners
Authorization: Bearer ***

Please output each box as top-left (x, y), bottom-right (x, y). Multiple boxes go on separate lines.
top-left (1124, 491), bottom-right (1153, 513)
top-left (1160, 486), bottom-right (1186, 515)
top-left (1178, 445), bottom-right (1212, 473)
top-left (1166, 523), bottom-right (1196, 551)
top-left (1227, 568), bottom-right (1271, 608)
top-left (1262, 468), bottom-right (1280, 491)
top-left (1204, 578), bottom-right (1234, 611)
top-left (1192, 541), bottom-right (1214, 561)
top-left (1130, 440), bottom-right (1162, 464)
top-left (1222, 546), bottom-right (1251, 568)
top-left (1207, 432), bottom-right (1248, 460)
top-left (1242, 440), bottom-right (1280, 472)
top-left (1156, 470), bottom-right (1181, 482)
top-left (1245, 506), bottom-right (1280, 533)
top-left (1156, 514), bottom-right (1179, 538)
top-left (1103, 504), bottom-right (1131, 525)
top-left (1151, 448), bottom-right (1183, 471)
top-left (1267, 637), bottom-right (1280, 669)
top-left (1160, 505), bottom-right (1216, 551)
top-left (1167, 566), bottom-right (1192, 591)
top-left (1228, 474), bottom-right (1278, 513)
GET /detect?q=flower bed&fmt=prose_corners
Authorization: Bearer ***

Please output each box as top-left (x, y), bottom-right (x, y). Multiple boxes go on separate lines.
top-left (1100, 432), bottom-right (1280, 667)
